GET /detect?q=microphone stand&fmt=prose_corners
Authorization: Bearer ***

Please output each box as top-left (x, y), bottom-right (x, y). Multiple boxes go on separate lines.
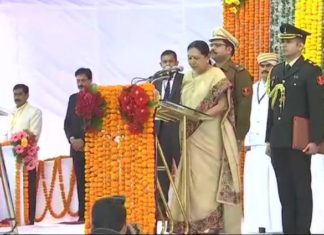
top-left (131, 73), bottom-right (172, 85)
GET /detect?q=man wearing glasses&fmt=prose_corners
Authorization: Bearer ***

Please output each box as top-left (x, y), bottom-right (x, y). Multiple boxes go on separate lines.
top-left (209, 28), bottom-right (253, 149)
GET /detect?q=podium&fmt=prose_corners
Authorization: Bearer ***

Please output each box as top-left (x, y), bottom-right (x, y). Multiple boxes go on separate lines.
top-left (155, 101), bottom-right (212, 234)
top-left (0, 145), bottom-right (18, 234)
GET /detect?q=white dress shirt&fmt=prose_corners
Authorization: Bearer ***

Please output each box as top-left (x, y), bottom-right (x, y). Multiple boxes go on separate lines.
top-left (10, 102), bottom-right (42, 141)
top-left (161, 73), bottom-right (176, 99)
top-left (286, 55), bottom-right (301, 67)
top-left (245, 79), bottom-right (268, 147)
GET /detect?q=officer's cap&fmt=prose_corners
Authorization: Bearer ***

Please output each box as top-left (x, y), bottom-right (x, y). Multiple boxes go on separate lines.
top-left (209, 27), bottom-right (239, 49)
top-left (279, 23), bottom-right (311, 43)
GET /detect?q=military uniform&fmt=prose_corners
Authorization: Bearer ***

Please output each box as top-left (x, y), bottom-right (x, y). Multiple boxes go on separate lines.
top-left (265, 24), bottom-right (324, 234)
top-left (217, 59), bottom-right (253, 141)
top-left (209, 28), bottom-right (253, 142)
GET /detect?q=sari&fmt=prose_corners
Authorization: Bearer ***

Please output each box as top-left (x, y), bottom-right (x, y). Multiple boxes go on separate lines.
top-left (169, 66), bottom-right (241, 234)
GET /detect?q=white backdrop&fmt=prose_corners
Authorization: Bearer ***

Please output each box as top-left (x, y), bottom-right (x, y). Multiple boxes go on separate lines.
top-left (0, 0), bottom-right (223, 159)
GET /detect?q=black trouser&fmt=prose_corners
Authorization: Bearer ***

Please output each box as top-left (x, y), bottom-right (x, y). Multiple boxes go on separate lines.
top-left (156, 122), bottom-right (181, 215)
top-left (71, 149), bottom-right (85, 221)
top-left (271, 147), bottom-right (312, 234)
top-left (28, 168), bottom-right (36, 225)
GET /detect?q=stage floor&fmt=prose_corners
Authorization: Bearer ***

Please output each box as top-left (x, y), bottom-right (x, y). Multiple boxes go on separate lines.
top-left (0, 221), bottom-right (167, 234)
top-left (0, 223), bottom-right (84, 234)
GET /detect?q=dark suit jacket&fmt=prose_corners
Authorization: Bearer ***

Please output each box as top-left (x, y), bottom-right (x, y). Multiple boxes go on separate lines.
top-left (153, 73), bottom-right (183, 165)
top-left (64, 93), bottom-right (85, 156)
top-left (265, 56), bottom-right (324, 148)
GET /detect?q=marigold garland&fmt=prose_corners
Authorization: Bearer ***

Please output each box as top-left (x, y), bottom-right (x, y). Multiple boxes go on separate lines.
top-left (15, 160), bottom-right (21, 225)
top-left (224, 0), bottom-right (245, 14)
top-left (84, 84), bottom-right (156, 234)
top-left (295, 0), bottom-right (323, 65)
top-left (23, 168), bottom-right (30, 224)
top-left (35, 161), bottom-right (48, 222)
top-left (35, 156), bottom-right (77, 221)
top-left (224, 0), bottom-right (271, 81)
top-left (224, 0), bottom-right (271, 209)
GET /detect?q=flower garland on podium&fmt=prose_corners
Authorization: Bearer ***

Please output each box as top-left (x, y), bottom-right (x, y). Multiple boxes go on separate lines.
top-left (119, 85), bottom-right (157, 134)
top-left (84, 84), bottom-right (157, 234)
top-left (9, 130), bottom-right (39, 225)
top-left (75, 84), bottom-right (107, 132)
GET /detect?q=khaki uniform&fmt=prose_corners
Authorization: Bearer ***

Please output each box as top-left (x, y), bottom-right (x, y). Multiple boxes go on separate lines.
top-left (217, 59), bottom-right (253, 141)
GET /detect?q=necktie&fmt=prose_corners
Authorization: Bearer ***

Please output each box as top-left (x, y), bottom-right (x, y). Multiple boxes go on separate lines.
top-left (285, 64), bottom-right (291, 74)
top-left (164, 78), bottom-right (171, 100)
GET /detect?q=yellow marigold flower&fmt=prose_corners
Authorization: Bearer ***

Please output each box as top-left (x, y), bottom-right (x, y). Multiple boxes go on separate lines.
top-left (295, 0), bottom-right (322, 65)
top-left (229, 6), bottom-right (238, 14)
top-left (21, 137), bottom-right (28, 148)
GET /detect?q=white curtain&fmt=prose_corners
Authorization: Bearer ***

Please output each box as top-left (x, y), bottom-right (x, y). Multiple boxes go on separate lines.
top-left (0, 0), bottom-right (223, 159)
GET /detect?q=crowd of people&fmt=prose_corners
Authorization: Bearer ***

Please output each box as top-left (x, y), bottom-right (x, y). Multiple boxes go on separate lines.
top-left (1, 22), bottom-right (323, 234)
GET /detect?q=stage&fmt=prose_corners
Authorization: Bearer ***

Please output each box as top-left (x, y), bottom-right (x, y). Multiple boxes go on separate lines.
top-left (0, 223), bottom-right (83, 234)
top-left (0, 221), bottom-right (169, 234)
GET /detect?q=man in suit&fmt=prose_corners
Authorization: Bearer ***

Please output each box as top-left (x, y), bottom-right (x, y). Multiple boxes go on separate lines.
top-left (209, 28), bottom-right (253, 148)
top-left (266, 24), bottom-right (324, 234)
top-left (64, 67), bottom-right (93, 223)
top-left (244, 53), bottom-right (282, 233)
top-left (153, 50), bottom-right (183, 216)
top-left (11, 84), bottom-right (42, 225)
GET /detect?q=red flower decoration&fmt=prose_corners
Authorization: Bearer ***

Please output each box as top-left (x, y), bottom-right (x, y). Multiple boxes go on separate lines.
top-left (75, 84), bottom-right (106, 132)
top-left (118, 85), bottom-right (151, 134)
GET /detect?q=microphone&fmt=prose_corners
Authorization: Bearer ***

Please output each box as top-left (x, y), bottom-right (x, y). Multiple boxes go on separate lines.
top-left (153, 66), bottom-right (184, 77)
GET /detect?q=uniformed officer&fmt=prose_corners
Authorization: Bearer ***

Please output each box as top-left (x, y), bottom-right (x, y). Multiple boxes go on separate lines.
top-left (265, 24), bottom-right (324, 234)
top-left (209, 27), bottom-right (253, 147)
top-left (244, 53), bottom-right (282, 233)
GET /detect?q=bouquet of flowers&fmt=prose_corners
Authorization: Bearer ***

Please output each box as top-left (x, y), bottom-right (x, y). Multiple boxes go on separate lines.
top-left (118, 85), bottom-right (155, 134)
top-left (10, 130), bottom-right (39, 171)
top-left (75, 84), bottom-right (106, 132)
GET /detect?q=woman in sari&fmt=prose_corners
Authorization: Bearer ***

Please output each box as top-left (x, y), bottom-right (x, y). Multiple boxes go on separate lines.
top-left (170, 40), bottom-right (241, 234)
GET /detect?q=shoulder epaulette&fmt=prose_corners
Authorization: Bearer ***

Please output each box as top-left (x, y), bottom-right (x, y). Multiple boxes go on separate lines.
top-left (230, 63), bottom-right (244, 72)
top-left (305, 59), bottom-right (316, 66)
top-left (305, 59), bottom-right (321, 69)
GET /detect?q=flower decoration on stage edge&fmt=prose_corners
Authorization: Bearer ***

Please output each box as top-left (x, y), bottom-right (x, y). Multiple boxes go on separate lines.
top-left (10, 130), bottom-right (39, 171)
top-left (75, 84), bottom-right (107, 132)
top-left (118, 85), bottom-right (157, 134)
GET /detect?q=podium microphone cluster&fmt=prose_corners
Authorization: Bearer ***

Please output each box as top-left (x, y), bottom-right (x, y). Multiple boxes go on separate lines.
top-left (153, 66), bottom-right (184, 77)
top-left (149, 66), bottom-right (184, 83)
top-left (131, 66), bottom-right (184, 84)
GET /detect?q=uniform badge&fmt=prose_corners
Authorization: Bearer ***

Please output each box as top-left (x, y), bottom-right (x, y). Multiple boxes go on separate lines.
top-left (317, 75), bottom-right (324, 86)
top-left (242, 87), bottom-right (252, 97)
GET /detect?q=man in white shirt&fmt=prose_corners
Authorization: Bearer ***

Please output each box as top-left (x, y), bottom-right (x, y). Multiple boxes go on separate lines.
top-left (243, 53), bottom-right (282, 233)
top-left (10, 84), bottom-right (42, 225)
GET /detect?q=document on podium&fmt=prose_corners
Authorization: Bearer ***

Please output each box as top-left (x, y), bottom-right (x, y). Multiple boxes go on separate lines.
top-left (157, 100), bottom-right (213, 122)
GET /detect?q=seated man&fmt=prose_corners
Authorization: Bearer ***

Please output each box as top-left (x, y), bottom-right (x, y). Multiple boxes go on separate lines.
top-left (91, 196), bottom-right (138, 234)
